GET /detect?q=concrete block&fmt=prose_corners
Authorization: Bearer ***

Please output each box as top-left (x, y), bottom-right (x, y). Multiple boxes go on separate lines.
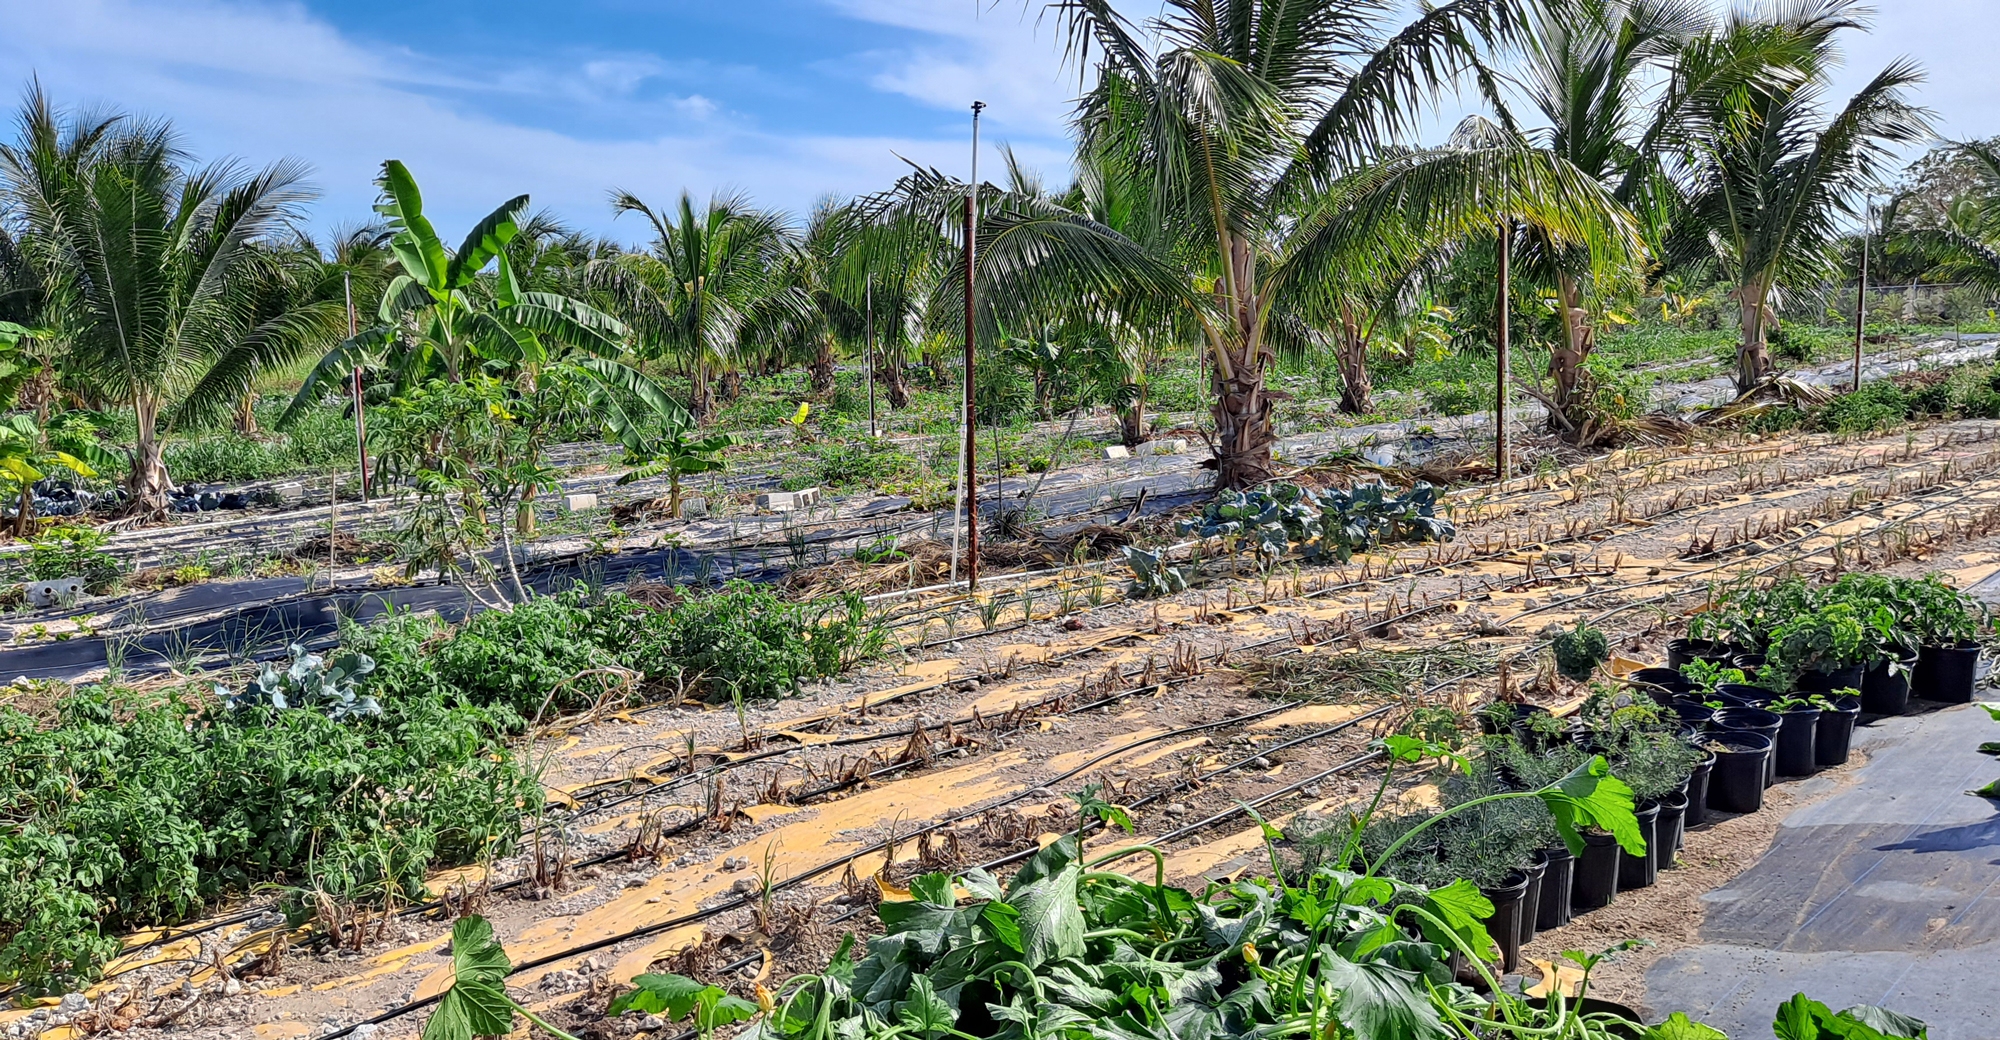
top-left (1140, 439), bottom-right (1187, 456)
top-left (26, 578), bottom-right (83, 608)
top-left (272, 482), bottom-right (306, 505)
top-left (1103, 445), bottom-right (1131, 460)
top-left (564, 492), bottom-right (599, 512)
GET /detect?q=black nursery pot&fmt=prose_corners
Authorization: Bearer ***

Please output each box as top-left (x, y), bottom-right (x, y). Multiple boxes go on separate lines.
top-left (1630, 668), bottom-right (1693, 702)
top-left (1667, 638), bottom-right (1731, 670)
top-left (1519, 852), bottom-right (1550, 946)
top-left (1774, 705), bottom-right (1823, 777)
top-left (1706, 732), bottom-right (1773, 814)
top-left (1710, 707), bottom-right (1781, 786)
top-left (1798, 662), bottom-right (1866, 694)
top-left (1481, 870), bottom-right (1531, 974)
top-left (1861, 653), bottom-right (1916, 716)
top-left (1914, 641), bottom-right (1982, 704)
top-left (1715, 683), bottom-right (1775, 707)
top-left (1536, 844), bottom-right (1576, 933)
top-left (1683, 750), bottom-right (1716, 828)
top-left (1815, 696), bottom-right (1862, 767)
top-left (1667, 700), bottom-right (1716, 729)
top-left (1571, 830), bottom-right (1621, 912)
top-left (1731, 651), bottom-right (1767, 676)
top-left (1618, 800), bottom-right (1661, 890)
top-left (1655, 789), bottom-right (1690, 869)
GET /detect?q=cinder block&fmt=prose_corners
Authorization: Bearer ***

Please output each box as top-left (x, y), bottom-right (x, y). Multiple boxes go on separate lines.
top-left (756, 488), bottom-right (820, 512)
top-left (272, 482), bottom-right (306, 504)
top-left (25, 578), bottom-right (83, 608)
top-left (1103, 445), bottom-right (1131, 460)
top-left (564, 492), bottom-right (599, 512)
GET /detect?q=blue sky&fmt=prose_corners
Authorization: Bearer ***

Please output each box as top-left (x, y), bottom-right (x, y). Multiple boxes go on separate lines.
top-left (0, 0), bottom-right (1992, 244)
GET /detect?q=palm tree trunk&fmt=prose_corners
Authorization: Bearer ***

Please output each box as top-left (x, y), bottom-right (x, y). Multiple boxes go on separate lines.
top-left (234, 392), bottom-right (259, 435)
top-left (809, 341), bottom-right (835, 397)
top-left (877, 348), bottom-right (910, 409)
top-left (691, 364), bottom-right (716, 424)
top-left (1736, 276), bottom-right (1774, 393)
top-left (129, 395), bottom-right (173, 517)
top-left (1211, 236), bottom-right (1276, 489)
top-left (1334, 312), bottom-right (1372, 414)
top-left (1549, 274), bottom-right (1593, 428)
top-left (719, 369), bottom-right (743, 403)
top-left (1119, 387), bottom-right (1146, 448)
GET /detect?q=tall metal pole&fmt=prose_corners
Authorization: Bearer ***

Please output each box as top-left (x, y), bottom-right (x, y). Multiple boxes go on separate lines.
top-left (345, 271), bottom-right (370, 503)
top-left (1853, 199), bottom-right (1871, 392)
top-left (1495, 222), bottom-right (1511, 483)
top-left (960, 101), bottom-right (985, 590)
top-left (866, 276), bottom-right (877, 439)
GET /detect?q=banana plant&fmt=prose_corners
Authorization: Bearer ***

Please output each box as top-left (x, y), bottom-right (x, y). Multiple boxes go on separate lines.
top-left (0, 412), bottom-right (120, 536)
top-left (283, 161), bottom-right (687, 444)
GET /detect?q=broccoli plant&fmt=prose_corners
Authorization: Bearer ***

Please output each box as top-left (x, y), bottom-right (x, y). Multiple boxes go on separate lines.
top-left (1551, 623), bottom-right (1610, 682)
top-left (1182, 481), bottom-right (1455, 567)
top-left (217, 643), bottom-right (380, 720)
top-left (1122, 546), bottom-right (1189, 599)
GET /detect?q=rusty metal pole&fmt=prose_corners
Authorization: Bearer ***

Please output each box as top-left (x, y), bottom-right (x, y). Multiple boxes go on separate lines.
top-left (1854, 199), bottom-right (1871, 392)
top-left (962, 101), bottom-right (984, 590)
top-left (1496, 222), bottom-right (1511, 483)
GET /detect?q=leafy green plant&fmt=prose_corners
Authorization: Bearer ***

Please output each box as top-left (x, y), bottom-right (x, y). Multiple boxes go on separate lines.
top-left (1679, 658), bottom-right (1747, 696)
top-left (0, 682), bottom-right (534, 994)
top-left (618, 424), bottom-right (733, 518)
top-left (26, 526), bottom-right (122, 593)
top-left (1121, 545), bottom-right (1189, 598)
top-left (1764, 602), bottom-right (1868, 686)
top-left (1183, 481), bottom-right (1455, 567)
top-left (423, 916), bottom-right (580, 1040)
top-left (216, 643), bottom-right (380, 720)
top-left (761, 747), bottom-right (1642, 1040)
top-left (611, 973), bottom-right (761, 1040)
top-left (1552, 623), bottom-right (1609, 682)
top-left (1768, 992), bottom-right (1926, 1039)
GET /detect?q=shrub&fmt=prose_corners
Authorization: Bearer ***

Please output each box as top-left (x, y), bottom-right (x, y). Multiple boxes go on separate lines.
top-left (0, 683), bottom-right (532, 994)
top-left (431, 594), bottom-right (623, 720)
top-left (27, 527), bottom-right (122, 593)
top-left (620, 583), bottom-right (879, 701)
top-left (1422, 380), bottom-right (1487, 416)
top-left (1816, 381), bottom-right (1908, 434)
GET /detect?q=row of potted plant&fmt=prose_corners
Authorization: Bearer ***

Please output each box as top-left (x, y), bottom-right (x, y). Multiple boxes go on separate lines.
top-left (1679, 573), bottom-right (1989, 713)
top-left (1375, 697), bottom-right (1712, 975)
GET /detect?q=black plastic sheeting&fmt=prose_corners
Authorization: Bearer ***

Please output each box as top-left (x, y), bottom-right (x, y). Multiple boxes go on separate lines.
top-left (0, 486), bottom-right (1208, 682)
top-left (0, 544), bottom-right (786, 682)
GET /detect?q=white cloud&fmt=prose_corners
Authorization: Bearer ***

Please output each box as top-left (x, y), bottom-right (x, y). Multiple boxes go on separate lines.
top-left (0, 0), bottom-right (1075, 238)
top-left (821, 0), bottom-right (1081, 138)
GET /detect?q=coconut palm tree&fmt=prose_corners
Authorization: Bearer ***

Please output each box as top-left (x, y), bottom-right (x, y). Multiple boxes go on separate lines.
top-left (1889, 140), bottom-right (2000, 293)
top-left (594, 191), bottom-right (795, 424)
top-left (0, 86), bottom-right (348, 515)
top-left (1022, 0), bottom-right (1650, 486)
top-left (1668, 1), bottom-right (1930, 393)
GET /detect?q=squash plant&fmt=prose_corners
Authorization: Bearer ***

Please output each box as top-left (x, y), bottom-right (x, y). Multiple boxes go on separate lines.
top-left (1763, 602), bottom-right (1867, 687)
top-left (755, 748), bottom-right (1640, 1040)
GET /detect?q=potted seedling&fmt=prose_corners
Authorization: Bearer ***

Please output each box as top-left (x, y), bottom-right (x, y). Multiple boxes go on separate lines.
top-left (1765, 602), bottom-right (1868, 694)
top-left (1905, 577), bottom-right (1986, 704)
